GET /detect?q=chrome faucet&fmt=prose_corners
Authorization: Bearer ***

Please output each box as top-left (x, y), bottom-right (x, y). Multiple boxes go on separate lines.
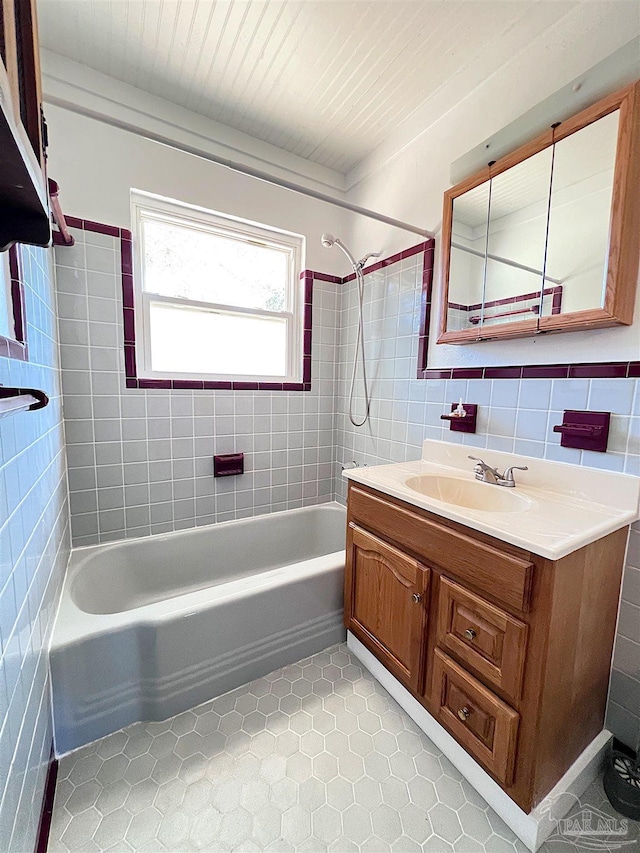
top-left (468, 456), bottom-right (528, 488)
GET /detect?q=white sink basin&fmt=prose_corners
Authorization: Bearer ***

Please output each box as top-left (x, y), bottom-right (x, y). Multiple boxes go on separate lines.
top-left (405, 475), bottom-right (533, 513)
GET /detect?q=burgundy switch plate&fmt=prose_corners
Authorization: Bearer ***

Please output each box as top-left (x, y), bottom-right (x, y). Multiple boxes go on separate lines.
top-left (552, 410), bottom-right (611, 452)
top-left (214, 452), bottom-right (244, 477)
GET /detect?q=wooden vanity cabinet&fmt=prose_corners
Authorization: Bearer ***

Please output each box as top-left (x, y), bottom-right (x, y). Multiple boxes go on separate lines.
top-left (344, 482), bottom-right (629, 812)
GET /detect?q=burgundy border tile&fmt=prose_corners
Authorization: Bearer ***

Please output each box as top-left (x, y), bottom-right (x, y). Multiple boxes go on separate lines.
top-left (418, 362), bottom-right (636, 381)
top-left (120, 239), bottom-right (133, 276)
top-left (451, 368), bottom-right (484, 379)
top-left (82, 220), bottom-right (120, 237)
top-left (306, 271), bottom-right (342, 284)
top-left (416, 336), bottom-right (428, 373)
top-left (522, 365), bottom-right (569, 379)
top-left (35, 744), bottom-right (58, 853)
top-left (568, 362), bottom-right (628, 379)
top-left (304, 278), bottom-right (313, 304)
top-left (124, 344), bottom-right (137, 378)
top-left (172, 379), bottom-right (204, 389)
top-left (449, 286), bottom-right (560, 313)
top-left (415, 239), bottom-right (436, 376)
top-left (136, 378), bottom-right (164, 389)
top-left (484, 367), bottom-right (523, 379)
top-left (65, 215), bottom-right (83, 230)
top-left (422, 369), bottom-right (453, 379)
top-left (303, 354), bottom-right (312, 384)
top-left (121, 274), bottom-right (134, 309)
top-left (203, 381), bottom-right (233, 390)
top-left (123, 308), bottom-right (135, 344)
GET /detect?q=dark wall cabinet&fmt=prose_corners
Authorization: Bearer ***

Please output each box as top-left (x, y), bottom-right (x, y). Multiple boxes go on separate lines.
top-left (0, 0), bottom-right (50, 249)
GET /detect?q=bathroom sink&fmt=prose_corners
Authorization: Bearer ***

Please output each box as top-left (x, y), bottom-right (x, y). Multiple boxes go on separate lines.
top-left (405, 475), bottom-right (533, 513)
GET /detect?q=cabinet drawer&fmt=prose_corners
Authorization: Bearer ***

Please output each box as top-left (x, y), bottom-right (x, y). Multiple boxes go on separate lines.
top-left (431, 649), bottom-right (520, 785)
top-left (436, 578), bottom-right (528, 703)
top-left (349, 485), bottom-right (533, 611)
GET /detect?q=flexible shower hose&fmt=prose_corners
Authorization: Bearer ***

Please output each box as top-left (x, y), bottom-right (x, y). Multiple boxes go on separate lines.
top-left (348, 263), bottom-right (370, 427)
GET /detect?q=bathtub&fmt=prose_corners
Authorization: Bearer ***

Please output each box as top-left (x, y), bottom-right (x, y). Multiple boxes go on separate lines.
top-left (50, 503), bottom-right (346, 754)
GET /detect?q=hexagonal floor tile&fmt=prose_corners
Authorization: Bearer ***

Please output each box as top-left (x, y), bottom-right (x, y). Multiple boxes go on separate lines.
top-left (47, 642), bottom-right (612, 853)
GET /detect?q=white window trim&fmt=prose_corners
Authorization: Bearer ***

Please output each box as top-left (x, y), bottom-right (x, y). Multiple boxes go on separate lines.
top-left (131, 189), bottom-right (305, 384)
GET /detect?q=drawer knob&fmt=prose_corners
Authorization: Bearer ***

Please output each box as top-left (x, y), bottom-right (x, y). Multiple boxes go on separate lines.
top-left (412, 593), bottom-right (422, 604)
top-left (464, 628), bottom-right (477, 641)
top-left (457, 706), bottom-right (471, 722)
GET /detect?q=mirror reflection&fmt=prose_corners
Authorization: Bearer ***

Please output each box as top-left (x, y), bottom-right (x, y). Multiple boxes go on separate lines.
top-left (542, 110), bottom-right (618, 316)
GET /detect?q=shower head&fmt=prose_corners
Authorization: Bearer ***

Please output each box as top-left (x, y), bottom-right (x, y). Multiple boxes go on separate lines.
top-left (321, 234), bottom-right (381, 271)
top-left (320, 233), bottom-right (358, 268)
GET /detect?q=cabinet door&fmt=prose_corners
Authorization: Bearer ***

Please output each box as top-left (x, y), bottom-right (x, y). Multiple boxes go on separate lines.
top-left (345, 523), bottom-right (429, 692)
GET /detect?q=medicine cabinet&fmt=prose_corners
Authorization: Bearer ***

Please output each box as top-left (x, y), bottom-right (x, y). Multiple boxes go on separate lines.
top-left (438, 82), bottom-right (640, 344)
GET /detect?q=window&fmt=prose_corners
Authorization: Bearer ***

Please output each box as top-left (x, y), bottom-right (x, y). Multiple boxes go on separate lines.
top-left (131, 191), bottom-right (305, 385)
top-left (0, 245), bottom-right (27, 360)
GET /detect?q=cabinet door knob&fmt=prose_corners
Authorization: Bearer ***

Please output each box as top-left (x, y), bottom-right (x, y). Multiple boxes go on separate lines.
top-left (464, 628), bottom-right (477, 641)
top-left (457, 706), bottom-right (471, 722)
top-left (412, 593), bottom-right (422, 604)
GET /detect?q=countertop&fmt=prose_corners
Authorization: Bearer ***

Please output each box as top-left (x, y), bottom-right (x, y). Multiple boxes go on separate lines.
top-left (342, 440), bottom-right (640, 560)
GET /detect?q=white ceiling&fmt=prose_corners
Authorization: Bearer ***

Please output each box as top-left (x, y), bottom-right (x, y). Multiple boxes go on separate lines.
top-left (36, 0), bottom-right (591, 175)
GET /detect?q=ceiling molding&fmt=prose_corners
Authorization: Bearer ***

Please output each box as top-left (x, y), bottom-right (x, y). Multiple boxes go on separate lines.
top-left (41, 50), bottom-right (347, 196)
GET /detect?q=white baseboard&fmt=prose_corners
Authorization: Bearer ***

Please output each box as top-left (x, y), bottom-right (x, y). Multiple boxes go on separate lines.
top-left (347, 631), bottom-right (609, 852)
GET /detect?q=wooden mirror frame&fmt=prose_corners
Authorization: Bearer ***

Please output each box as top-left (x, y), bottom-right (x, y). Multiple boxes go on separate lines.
top-left (438, 81), bottom-right (640, 345)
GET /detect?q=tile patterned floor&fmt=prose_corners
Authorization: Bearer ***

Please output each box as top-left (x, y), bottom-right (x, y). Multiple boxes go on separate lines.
top-left (48, 644), bottom-right (638, 853)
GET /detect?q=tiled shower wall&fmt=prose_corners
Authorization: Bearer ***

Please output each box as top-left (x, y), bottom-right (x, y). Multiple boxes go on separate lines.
top-left (0, 246), bottom-right (70, 852)
top-left (54, 228), bottom-right (336, 547)
top-left (333, 254), bottom-right (640, 752)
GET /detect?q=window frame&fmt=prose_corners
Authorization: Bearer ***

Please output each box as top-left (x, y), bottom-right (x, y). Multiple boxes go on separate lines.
top-left (131, 190), bottom-right (305, 385)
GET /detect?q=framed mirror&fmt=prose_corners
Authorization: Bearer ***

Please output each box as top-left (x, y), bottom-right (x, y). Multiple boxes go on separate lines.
top-left (438, 81), bottom-right (640, 344)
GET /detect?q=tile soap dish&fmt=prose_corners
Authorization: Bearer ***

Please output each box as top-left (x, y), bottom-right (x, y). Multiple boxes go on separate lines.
top-left (441, 402), bottom-right (477, 434)
top-left (214, 452), bottom-right (244, 476)
top-left (553, 410), bottom-right (611, 452)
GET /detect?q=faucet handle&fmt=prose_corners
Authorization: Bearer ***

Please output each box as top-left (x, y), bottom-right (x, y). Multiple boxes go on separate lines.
top-left (501, 465), bottom-right (528, 485)
top-left (468, 456), bottom-right (488, 480)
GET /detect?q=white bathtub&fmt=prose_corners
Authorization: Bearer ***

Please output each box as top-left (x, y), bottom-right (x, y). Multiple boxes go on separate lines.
top-left (50, 503), bottom-right (347, 754)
